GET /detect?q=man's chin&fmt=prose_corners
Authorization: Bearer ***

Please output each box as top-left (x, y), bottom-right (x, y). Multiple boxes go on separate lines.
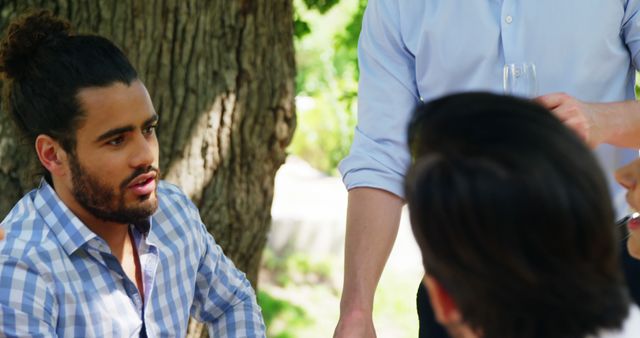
top-left (138, 197), bottom-right (158, 216)
top-left (627, 236), bottom-right (640, 260)
top-left (120, 195), bottom-right (158, 222)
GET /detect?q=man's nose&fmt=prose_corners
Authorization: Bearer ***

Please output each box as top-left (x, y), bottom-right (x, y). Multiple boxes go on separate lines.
top-left (615, 164), bottom-right (638, 191)
top-left (130, 134), bottom-right (157, 168)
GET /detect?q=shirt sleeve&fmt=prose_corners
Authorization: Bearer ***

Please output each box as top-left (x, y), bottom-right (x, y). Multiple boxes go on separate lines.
top-left (0, 256), bottom-right (58, 337)
top-left (189, 214), bottom-right (266, 338)
top-left (338, 0), bottom-right (420, 199)
top-left (622, 0), bottom-right (640, 69)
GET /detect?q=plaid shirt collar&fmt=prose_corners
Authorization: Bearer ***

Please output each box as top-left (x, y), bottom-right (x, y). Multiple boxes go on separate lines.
top-left (33, 179), bottom-right (152, 256)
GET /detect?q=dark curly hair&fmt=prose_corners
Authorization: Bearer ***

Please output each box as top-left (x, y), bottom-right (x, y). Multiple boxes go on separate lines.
top-left (406, 93), bottom-right (630, 338)
top-left (0, 10), bottom-right (137, 182)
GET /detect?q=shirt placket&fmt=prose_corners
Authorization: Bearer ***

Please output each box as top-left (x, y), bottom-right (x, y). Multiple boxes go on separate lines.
top-left (500, 0), bottom-right (519, 64)
top-left (85, 238), bottom-right (145, 317)
top-left (130, 226), bottom-right (160, 330)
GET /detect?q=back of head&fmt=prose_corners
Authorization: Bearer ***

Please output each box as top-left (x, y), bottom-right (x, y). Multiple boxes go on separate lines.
top-left (406, 92), bottom-right (629, 338)
top-left (0, 10), bottom-right (137, 178)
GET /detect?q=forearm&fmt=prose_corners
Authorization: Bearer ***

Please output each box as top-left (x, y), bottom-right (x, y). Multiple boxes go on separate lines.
top-left (207, 295), bottom-right (265, 338)
top-left (339, 187), bottom-right (404, 316)
top-left (193, 224), bottom-right (266, 337)
top-left (593, 100), bottom-right (640, 148)
top-left (536, 94), bottom-right (640, 148)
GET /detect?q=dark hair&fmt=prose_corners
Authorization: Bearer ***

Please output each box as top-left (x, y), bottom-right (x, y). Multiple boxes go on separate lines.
top-left (0, 10), bottom-right (137, 181)
top-left (406, 93), bottom-right (629, 338)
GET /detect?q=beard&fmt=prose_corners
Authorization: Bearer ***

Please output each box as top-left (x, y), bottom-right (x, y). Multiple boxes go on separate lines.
top-left (69, 154), bottom-right (159, 226)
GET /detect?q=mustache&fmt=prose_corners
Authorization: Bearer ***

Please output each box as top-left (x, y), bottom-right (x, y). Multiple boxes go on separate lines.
top-left (120, 166), bottom-right (160, 189)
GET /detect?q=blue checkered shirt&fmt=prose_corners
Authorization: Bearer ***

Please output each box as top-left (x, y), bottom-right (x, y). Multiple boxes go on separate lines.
top-left (0, 180), bottom-right (265, 337)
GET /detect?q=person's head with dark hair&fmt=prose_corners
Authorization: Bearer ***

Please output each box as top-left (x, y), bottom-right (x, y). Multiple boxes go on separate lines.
top-left (405, 92), bottom-right (630, 338)
top-left (1, 10), bottom-right (138, 177)
top-left (0, 10), bottom-right (159, 229)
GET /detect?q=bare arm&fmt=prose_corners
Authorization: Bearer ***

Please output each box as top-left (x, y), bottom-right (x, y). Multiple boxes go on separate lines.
top-left (334, 187), bottom-right (404, 338)
top-left (590, 100), bottom-right (640, 148)
top-left (335, 0), bottom-right (418, 335)
top-left (536, 93), bottom-right (640, 148)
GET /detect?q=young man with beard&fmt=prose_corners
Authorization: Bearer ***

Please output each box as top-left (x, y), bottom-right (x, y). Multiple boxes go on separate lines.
top-left (0, 11), bottom-right (265, 337)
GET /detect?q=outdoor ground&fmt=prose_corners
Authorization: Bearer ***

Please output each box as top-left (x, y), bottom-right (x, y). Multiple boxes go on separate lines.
top-left (260, 156), bottom-right (423, 337)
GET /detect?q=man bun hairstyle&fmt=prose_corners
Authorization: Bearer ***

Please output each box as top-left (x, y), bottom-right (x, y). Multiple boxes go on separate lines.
top-left (0, 10), bottom-right (138, 182)
top-left (0, 10), bottom-right (71, 80)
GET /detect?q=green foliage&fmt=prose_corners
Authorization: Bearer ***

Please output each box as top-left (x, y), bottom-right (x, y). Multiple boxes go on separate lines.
top-left (262, 248), bottom-right (334, 288)
top-left (258, 290), bottom-right (313, 338)
top-left (288, 94), bottom-right (356, 175)
top-left (294, 15), bottom-right (311, 38)
top-left (291, 0), bottom-right (364, 174)
top-left (333, 0), bottom-right (366, 84)
top-left (259, 248), bottom-right (338, 337)
top-left (294, 0), bottom-right (340, 39)
top-left (301, 0), bottom-right (341, 13)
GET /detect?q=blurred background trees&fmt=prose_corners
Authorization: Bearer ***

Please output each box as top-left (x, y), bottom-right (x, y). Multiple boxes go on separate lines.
top-left (290, 0), bottom-right (365, 175)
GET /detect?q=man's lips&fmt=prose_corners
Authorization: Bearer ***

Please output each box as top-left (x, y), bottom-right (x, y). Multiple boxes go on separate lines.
top-left (626, 212), bottom-right (640, 232)
top-left (127, 172), bottom-right (157, 196)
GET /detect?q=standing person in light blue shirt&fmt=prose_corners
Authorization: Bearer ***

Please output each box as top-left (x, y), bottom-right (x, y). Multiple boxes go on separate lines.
top-left (335, 1), bottom-right (640, 337)
top-left (0, 11), bottom-right (265, 337)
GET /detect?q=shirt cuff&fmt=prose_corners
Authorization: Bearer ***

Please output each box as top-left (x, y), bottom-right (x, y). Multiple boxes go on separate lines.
top-left (339, 153), bottom-right (407, 199)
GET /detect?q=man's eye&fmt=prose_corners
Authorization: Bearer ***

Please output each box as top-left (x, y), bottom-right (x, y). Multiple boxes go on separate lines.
top-left (108, 136), bottom-right (124, 146)
top-left (143, 125), bottom-right (157, 135)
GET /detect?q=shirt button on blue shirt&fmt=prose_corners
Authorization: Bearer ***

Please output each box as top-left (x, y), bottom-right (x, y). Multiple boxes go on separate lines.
top-left (505, 15), bottom-right (513, 24)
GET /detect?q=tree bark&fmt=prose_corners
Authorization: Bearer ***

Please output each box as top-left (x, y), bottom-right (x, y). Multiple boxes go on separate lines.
top-left (0, 0), bottom-right (295, 335)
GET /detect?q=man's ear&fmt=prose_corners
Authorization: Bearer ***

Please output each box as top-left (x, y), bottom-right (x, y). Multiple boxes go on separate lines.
top-left (423, 275), bottom-right (463, 325)
top-left (35, 135), bottom-right (68, 177)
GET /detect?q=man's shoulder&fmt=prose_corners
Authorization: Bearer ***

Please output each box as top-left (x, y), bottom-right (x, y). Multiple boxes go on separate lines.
top-left (156, 180), bottom-right (195, 208)
top-left (0, 192), bottom-right (60, 270)
top-left (154, 180), bottom-right (200, 220)
top-left (150, 181), bottom-right (206, 246)
top-left (157, 180), bottom-right (188, 199)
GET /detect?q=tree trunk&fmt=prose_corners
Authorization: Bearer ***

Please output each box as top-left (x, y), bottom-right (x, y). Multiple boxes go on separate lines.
top-left (0, 0), bottom-right (295, 336)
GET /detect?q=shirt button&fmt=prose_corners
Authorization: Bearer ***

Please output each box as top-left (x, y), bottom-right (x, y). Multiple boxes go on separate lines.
top-left (505, 15), bottom-right (513, 24)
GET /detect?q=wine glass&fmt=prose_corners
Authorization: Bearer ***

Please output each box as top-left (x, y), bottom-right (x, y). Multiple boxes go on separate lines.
top-left (503, 63), bottom-right (538, 98)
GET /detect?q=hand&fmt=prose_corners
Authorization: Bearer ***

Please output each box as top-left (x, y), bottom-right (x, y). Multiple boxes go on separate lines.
top-left (535, 93), bottom-right (603, 148)
top-left (0, 228), bottom-right (4, 240)
top-left (615, 159), bottom-right (640, 259)
top-left (334, 310), bottom-right (376, 338)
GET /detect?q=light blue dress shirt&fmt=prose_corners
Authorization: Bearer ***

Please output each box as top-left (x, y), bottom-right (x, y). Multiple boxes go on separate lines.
top-left (0, 180), bottom-right (265, 337)
top-left (339, 0), bottom-right (640, 215)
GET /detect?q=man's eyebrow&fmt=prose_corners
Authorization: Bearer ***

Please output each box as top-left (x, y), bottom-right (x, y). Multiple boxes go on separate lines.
top-left (144, 114), bottom-right (159, 126)
top-left (95, 114), bottom-right (159, 143)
